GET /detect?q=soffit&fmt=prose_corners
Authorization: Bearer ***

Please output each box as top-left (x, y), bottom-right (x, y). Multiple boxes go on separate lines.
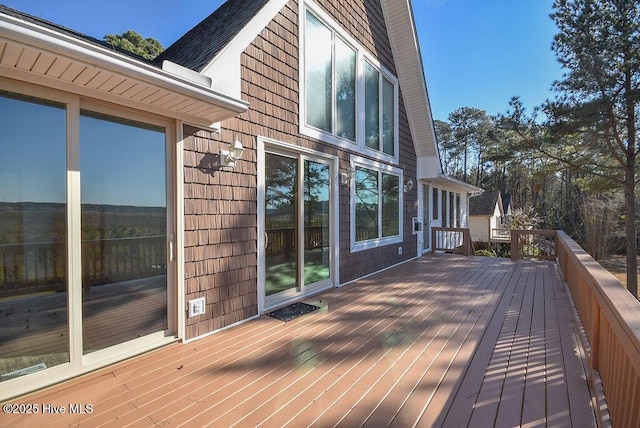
top-left (0, 15), bottom-right (248, 126)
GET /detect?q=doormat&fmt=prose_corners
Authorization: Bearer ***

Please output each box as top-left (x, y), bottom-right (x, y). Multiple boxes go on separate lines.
top-left (267, 302), bottom-right (320, 322)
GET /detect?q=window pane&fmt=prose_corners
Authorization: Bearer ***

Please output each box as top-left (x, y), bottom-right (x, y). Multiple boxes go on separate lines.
top-left (441, 190), bottom-right (448, 226)
top-left (80, 111), bottom-right (167, 354)
top-left (304, 160), bottom-right (330, 284)
top-left (432, 188), bottom-right (439, 220)
top-left (364, 62), bottom-right (380, 150)
top-left (423, 186), bottom-right (430, 246)
top-left (265, 153), bottom-right (298, 295)
top-left (382, 77), bottom-right (395, 155)
top-left (382, 173), bottom-right (399, 237)
top-left (335, 37), bottom-right (356, 142)
top-left (354, 167), bottom-right (378, 241)
top-left (449, 191), bottom-right (455, 227)
top-left (305, 12), bottom-right (332, 133)
top-left (0, 92), bottom-right (69, 380)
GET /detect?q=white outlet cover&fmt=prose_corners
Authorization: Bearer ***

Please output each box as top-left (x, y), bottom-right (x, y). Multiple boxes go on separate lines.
top-left (188, 297), bottom-right (206, 317)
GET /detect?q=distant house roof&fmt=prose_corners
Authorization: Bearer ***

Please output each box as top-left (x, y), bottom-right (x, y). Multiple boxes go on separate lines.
top-left (156, 0), bottom-right (270, 71)
top-left (469, 190), bottom-right (502, 216)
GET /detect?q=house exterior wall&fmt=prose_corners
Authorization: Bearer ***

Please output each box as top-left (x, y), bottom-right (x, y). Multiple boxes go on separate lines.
top-left (182, 125), bottom-right (259, 338)
top-left (469, 204), bottom-right (502, 243)
top-left (182, 0), bottom-right (418, 338)
top-left (469, 216), bottom-right (489, 242)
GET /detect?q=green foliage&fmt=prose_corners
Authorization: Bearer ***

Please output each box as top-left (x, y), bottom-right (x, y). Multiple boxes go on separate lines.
top-left (104, 30), bottom-right (164, 60)
top-left (475, 249), bottom-right (497, 257)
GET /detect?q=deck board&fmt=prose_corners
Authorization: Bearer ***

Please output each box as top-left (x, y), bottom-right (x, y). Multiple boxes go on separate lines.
top-left (1, 255), bottom-right (596, 428)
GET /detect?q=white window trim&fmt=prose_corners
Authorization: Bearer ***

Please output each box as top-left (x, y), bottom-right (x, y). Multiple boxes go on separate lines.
top-left (350, 155), bottom-right (403, 252)
top-left (299, 1), bottom-right (399, 164)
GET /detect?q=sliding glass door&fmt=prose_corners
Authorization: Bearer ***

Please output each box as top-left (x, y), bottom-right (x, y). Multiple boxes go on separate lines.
top-left (263, 149), bottom-right (333, 307)
top-left (0, 89), bottom-right (173, 389)
top-left (0, 93), bottom-right (69, 380)
top-left (79, 111), bottom-right (168, 354)
top-left (265, 153), bottom-right (299, 296)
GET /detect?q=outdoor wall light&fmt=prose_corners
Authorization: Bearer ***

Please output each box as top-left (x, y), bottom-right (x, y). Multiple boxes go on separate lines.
top-left (404, 178), bottom-right (414, 192)
top-left (220, 138), bottom-right (244, 169)
top-left (341, 166), bottom-right (356, 185)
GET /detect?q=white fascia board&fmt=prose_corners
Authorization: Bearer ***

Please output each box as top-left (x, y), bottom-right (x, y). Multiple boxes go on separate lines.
top-left (0, 13), bottom-right (248, 115)
top-left (380, 0), bottom-right (441, 165)
top-left (201, 0), bottom-right (289, 98)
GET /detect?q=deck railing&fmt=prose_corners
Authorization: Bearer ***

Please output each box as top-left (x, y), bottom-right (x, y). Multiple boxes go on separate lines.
top-left (510, 229), bottom-right (557, 261)
top-left (555, 231), bottom-right (640, 427)
top-left (0, 236), bottom-right (166, 297)
top-left (436, 226), bottom-right (639, 425)
top-left (490, 227), bottom-right (511, 242)
top-left (431, 227), bottom-right (474, 256)
top-left (265, 227), bottom-right (328, 257)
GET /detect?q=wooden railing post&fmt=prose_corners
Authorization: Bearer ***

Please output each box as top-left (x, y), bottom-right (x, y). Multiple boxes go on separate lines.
top-left (431, 229), bottom-right (436, 253)
top-left (590, 297), bottom-right (600, 372)
top-left (510, 230), bottom-right (519, 260)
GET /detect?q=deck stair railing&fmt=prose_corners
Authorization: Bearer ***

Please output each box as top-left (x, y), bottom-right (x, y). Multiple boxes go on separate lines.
top-left (431, 227), bottom-right (474, 256)
top-left (490, 228), bottom-right (511, 242)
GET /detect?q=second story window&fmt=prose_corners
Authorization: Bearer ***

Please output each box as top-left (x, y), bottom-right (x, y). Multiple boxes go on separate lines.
top-left (302, 6), bottom-right (398, 161)
top-left (305, 11), bottom-right (356, 142)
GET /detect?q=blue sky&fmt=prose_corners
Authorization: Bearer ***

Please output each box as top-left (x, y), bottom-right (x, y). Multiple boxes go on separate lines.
top-left (7, 0), bottom-right (563, 121)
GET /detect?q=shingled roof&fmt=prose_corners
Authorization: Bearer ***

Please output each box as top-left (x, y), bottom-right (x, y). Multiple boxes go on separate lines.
top-left (469, 190), bottom-right (502, 216)
top-left (156, 0), bottom-right (271, 72)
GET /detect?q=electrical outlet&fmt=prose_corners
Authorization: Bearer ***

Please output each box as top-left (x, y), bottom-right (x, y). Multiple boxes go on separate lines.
top-left (188, 297), bottom-right (206, 317)
top-left (398, 247), bottom-right (403, 255)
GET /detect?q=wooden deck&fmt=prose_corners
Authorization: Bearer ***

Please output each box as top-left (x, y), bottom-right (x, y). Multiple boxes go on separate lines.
top-left (1, 254), bottom-right (596, 427)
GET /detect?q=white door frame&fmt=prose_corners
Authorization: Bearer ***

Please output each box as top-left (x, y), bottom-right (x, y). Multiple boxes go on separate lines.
top-left (257, 136), bottom-right (339, 313)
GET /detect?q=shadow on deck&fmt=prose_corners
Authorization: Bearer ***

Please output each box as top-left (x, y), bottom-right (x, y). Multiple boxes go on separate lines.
top-left (1, 254), bottom-right (598, 427)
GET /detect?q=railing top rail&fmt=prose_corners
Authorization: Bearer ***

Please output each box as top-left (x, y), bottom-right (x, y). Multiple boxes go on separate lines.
top-left (511, 229), bottom-right (558, 236)
top-left (432, 227), bottom-right (470, 232)
top-left (557, 230), bottom-right (640, 366)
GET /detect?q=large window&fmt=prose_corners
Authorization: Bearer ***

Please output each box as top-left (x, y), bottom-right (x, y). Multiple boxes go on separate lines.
top-left (302, 7), bottom-right (398, 159)
top-left (352, 161), bottom-right (402, 250)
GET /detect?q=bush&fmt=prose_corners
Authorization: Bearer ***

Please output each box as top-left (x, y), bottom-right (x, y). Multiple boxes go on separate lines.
top-left (475, 249), bottom-right (497, 257)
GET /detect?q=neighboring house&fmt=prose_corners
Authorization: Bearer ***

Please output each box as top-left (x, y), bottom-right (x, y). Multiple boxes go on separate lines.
top-left (0, 0), bottom-right (478, 400)
top-left (468, 190), bottom-right (505, 244)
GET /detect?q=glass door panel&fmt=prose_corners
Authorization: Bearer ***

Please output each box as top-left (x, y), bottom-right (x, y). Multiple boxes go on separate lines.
top-left (303, 160), bottom-right (330, 285)
top-left (0, 93), bottom-right (69, 381)
top-left (265, 153), bottom-right (298, 296)
top-left (422, 185), bottom-right (430, 252)
top-left (80, 111), bottom-right (167, 354)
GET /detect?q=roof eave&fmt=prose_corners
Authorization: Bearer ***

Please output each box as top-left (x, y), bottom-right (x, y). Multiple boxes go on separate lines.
top-left (426, 174), bottom-right (484, 194)
top-left (0, 13), bottom-right (248, 126)
top-left (380, 0), bottom-right (441, 166)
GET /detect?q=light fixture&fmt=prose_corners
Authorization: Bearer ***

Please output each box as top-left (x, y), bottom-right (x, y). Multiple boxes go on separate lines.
top-left (220, 138), bottom-right (244, 169)
top-left (341, 166), bottom-right (356, 185)
top-left (404, 178), bottom-right (414, 192)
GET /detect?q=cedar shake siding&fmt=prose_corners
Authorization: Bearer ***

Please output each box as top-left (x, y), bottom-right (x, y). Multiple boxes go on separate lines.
top-left (183, 125), bottom-right (258, 338)
top-left (181, 0), bottom-right (417, 337)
